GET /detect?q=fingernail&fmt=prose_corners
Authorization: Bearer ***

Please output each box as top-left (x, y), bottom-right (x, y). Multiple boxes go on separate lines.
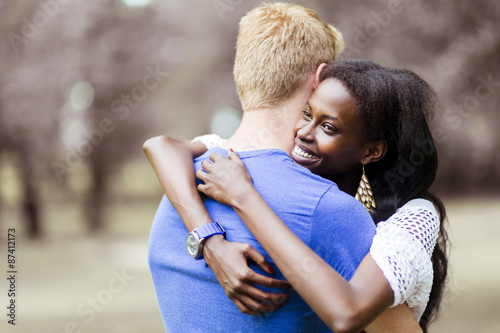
top-left (229, 148), bottom-right (234, 153)
top-left (267, 265), bottom-right (275, 274)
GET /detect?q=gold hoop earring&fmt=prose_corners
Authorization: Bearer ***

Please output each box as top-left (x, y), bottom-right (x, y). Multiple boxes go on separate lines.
top-left (355, 165), bottom-right (376, 212)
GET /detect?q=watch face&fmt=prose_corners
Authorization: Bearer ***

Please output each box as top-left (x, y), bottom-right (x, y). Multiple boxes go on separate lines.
top-left (186, 233), bottom-right (199, 257)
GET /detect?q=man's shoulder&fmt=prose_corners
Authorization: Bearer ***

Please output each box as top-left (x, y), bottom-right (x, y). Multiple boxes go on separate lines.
top-left (198, 147), bottom-right (335, 187)
top-left (315, 186), bottom-right (373, 222)
top-left (310, 186), bottom-right (376, 280)
top-left (241, 149), bottom-right (335, 183)
top-left (243, 151), bottom-right (337, 197)
top-left (319, 184), bottom-right (361, 206)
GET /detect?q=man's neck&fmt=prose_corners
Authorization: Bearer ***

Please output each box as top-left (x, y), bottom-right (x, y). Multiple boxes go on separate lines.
top-left (221, 105), bottom-right (298, 153)
top-left (221, 81), bottom-right (313, 154)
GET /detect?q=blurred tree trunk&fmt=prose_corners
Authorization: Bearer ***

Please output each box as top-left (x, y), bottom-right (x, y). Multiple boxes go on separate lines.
top-left (85, 150), bottom-right (106, 234)
top-left (19, 145), bottom-right (41, 238)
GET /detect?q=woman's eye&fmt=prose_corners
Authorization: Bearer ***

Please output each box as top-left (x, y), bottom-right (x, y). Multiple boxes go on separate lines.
top-left (322, 123), bottom-right (337, 134)
top-left (302, 110), bottom-right (312, 120)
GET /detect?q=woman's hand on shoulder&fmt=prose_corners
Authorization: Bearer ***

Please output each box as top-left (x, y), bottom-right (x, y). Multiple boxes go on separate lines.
top-left (197, 150), bottom-right (255, 207)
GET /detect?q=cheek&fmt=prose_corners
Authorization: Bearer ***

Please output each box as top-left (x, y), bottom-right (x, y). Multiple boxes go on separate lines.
top-left (293, 119), bottom-right (307, 136)
top-left (317, 139), bottom-right (342, 164)
top-left (319, 139), bottom-right (361, 168)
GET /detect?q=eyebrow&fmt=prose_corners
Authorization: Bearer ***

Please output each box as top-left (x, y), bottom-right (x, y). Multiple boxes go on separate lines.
top-left (323, 115), bottom-right (339, 122)
top-left (307, 102), bottom-right (339, 122)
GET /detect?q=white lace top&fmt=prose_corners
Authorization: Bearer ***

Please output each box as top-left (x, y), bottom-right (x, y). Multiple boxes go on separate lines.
top-left (370, 198), bottom-right (439, 320)
top-left (192, 134), bottom-right (440, 321)
top-left (192, 133), bottom-right (228, 150)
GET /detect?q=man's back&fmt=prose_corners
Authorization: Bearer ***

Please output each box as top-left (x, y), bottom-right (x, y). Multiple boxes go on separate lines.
top-left (148, 148), bottom-right (376, 332)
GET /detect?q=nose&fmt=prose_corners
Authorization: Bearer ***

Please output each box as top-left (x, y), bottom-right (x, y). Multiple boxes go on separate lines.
top-left (296, 120), bottom-right (315, 143)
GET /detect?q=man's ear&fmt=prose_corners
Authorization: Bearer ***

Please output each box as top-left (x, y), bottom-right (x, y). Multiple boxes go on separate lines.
top-left (362, 140), bottom-right (388, 165)
top-left (314, 63), bottom-right (327, 89)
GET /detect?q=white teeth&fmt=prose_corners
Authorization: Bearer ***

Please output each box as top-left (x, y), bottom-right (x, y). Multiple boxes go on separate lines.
top-left (294, 145), bottom-right (319, 159)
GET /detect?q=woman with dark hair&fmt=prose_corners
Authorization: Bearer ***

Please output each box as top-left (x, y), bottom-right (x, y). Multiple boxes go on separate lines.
top-left (144, 60), bottom-right (448, 332)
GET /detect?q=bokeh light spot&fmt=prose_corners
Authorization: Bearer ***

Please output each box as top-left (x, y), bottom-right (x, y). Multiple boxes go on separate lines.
top-left (121, 0), bottom-right (152, 7)
top-left (210, 107), bottom-right (241, 139)
top-left (70, 82), bottom-right (95, 111)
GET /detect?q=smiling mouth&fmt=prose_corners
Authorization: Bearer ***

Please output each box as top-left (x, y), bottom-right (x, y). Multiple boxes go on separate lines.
top-left (293, 145), bottom-right (320, 160)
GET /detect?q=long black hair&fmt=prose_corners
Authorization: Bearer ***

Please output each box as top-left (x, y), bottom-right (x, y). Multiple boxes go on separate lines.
top-left (319, 59), bottom-right (449, 332)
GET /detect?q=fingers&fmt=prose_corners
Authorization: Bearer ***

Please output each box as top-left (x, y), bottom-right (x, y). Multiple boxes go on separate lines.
top-left (209, 152), bottom-right (218, 162)
top-left (196, 167), bottom-right (206, 178)
top-left (209, 152), bottom-right (228, 162)
top-left (197, 183), bottom-right (206, 195)
top-left (238, 244), bottom-right (291, 288)
top-left (230, 285), bottom-right (288, 315)
top-left (228, 148), bottom-right (243, 163)
top-left (231, 298), bottom-right (258, 316)
top-left (205, 239), bottom-right (290, 316)
top-left (246, 271), bottom-right (291, 289)
top-left (247, 288), bottom-right (289, 307)
top-left (225, 274), bottom-right (280, 315)
top-left (196, 169), bottom-right (208, 190)
top-left (234, 283), bottom-right (289, 313)
top-left (200, 159), bottom-right (211, 170)
top-left (236, 292), bottom-right (268, 315)
top-left (242, 246), bottom-right (290, 287)
top-left (244, 245), bottom-right (274, 274)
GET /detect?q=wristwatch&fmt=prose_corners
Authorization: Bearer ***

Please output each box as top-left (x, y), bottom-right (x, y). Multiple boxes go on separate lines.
top-left (186, 221), bottom-right (225, 259)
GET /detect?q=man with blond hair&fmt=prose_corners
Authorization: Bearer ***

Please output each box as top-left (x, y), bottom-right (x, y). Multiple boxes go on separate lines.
top-left (146, 3), bottom-right (375, 332)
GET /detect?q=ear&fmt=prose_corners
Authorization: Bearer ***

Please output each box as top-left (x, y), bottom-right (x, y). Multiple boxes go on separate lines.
top-left (362, 140), bottom-right (387, 165)
top-left (313, 63), bottom-right (327, 89)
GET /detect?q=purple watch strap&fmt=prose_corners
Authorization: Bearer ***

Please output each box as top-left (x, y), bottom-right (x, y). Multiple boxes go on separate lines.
top-left (194, 221), bottom-right (225, 240)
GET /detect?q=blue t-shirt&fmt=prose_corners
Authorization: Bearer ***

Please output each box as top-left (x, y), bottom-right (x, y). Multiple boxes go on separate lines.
top-left (148, 148), bottom-right (376, 332)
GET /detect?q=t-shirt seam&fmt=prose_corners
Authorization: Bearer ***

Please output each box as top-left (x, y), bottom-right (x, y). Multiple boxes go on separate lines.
top-left (307, 185), bottom-right (335, 247)
top-left (210, 147), bottom-right (289, 159)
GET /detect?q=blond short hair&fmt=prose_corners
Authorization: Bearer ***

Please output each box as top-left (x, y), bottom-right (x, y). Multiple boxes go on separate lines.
top-left (233, 2), bottom-right (344, 111)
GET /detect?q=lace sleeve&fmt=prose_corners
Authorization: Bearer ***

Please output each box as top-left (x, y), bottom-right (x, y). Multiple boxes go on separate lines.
top-left (370, 198), bottom-right (440, 320)
top-left (191, 134), bottom-right (227, 150)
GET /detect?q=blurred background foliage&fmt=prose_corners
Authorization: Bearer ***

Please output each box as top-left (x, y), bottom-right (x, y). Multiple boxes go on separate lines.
top-left (1, 0), bottom-right (499, 237)
top-left (0, 0), bottom-right (499, 332)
